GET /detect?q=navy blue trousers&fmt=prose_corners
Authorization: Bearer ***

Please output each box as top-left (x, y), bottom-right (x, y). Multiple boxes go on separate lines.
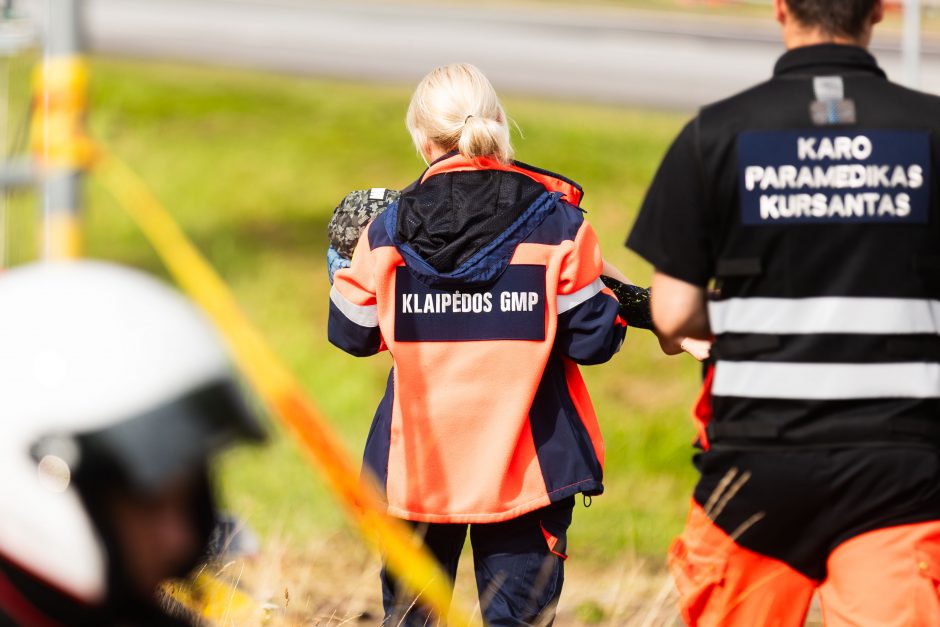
top-left (381, 497), bottom-right (575, 627)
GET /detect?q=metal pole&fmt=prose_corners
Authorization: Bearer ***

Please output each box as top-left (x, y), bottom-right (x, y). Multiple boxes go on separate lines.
top-left (34, 0), bottom-right (86, 260)
top-left (903, 0), bottom-right (922, 89)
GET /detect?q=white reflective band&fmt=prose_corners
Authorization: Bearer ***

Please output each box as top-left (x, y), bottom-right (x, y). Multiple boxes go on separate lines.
top-left (330, 285), bottom-right (379, 328)
top-left (713, 361), bottom-right (940, 400)
top-left (557, 278), bottom-right (605, 314)
top-left (709, 297), bottom-right (940, 335)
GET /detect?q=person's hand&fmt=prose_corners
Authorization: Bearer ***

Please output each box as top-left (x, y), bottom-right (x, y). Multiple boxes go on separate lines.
top-left (679, 337), bottom-right (712, 362)
top-left (327, 245), bottom-right (350, 285)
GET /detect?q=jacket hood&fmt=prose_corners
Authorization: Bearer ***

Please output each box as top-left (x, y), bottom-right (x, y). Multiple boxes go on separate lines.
top-left (386, 154), bottom-right (581, 290)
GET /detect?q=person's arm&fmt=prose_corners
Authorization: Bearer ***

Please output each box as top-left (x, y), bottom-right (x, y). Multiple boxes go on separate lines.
top-left (326, 245), bottom-right (351, 285)
top-left (328, 229), bottom-right (385, 357)
top-left (556, 221), bottom-right (626, 365)
top-left (603, 258), bottom-right (710, 360)
top-left (650, 271), bottom-right (711, 342)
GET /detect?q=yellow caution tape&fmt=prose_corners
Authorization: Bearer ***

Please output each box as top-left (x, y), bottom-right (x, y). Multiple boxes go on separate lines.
top-left (93, 148), bottom-right (478, 627)
top-left (164, 572), bottom-right (262, 624)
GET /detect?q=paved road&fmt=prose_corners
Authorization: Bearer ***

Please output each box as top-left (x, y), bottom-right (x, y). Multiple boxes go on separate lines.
top-left (17, 0), bottom-right (940, 109)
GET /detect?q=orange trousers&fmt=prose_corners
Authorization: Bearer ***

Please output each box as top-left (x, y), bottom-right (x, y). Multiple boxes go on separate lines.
top-left (669, 503), bottom-right (940, 626)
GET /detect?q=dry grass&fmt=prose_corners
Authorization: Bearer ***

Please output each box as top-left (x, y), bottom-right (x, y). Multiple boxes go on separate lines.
top-left (178, 481), bottom-right (826, 627)
top-left (188, 536), bottom-right (825, 626)
top-left (184, 534), bottom-right (685, 626)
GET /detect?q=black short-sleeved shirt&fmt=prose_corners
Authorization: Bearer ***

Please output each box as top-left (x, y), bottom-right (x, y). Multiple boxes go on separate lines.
top-left (625, 42), bottom-right (940, 447)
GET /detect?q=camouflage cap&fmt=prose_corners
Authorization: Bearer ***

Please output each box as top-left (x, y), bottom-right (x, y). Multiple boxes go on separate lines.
top-left (328, 188), bottom-right (401, 259)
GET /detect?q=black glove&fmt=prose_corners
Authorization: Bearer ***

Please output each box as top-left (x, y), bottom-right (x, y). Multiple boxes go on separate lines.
top-left (600, 276), bottom-right (653, 330)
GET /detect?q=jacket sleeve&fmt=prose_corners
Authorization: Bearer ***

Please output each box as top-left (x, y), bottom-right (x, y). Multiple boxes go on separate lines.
top-left (555, 219), bottom-right (627, 365)
top-left (328, 230), bottom-right (386, 357)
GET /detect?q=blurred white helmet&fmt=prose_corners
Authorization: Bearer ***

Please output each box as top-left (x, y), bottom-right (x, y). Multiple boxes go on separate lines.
top-left (0, 260), bottom-right (264, 605)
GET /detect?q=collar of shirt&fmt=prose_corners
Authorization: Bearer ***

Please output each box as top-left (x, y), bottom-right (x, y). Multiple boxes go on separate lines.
top-left (773, 43), bottom-right (887, 79)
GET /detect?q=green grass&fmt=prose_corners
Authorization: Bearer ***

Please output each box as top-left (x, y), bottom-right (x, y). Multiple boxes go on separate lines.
top-left (71, 58), bottom-right (702, 563)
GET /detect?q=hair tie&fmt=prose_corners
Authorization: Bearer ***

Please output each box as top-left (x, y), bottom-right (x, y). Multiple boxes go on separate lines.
top-left (464, 114), bottom-right (475, 125)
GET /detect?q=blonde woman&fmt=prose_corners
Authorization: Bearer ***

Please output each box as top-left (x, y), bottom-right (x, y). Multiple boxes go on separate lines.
top-left (329, 64), bottom-right (626, 626)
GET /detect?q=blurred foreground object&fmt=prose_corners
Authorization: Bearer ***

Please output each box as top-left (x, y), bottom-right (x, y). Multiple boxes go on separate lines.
top-left (0, 260), bottom-right (264, 626)
top-left (206, 514), bottom-right (260, 560)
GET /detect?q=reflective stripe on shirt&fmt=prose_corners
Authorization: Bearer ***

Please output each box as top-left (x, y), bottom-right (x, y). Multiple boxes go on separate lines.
top-left (709, 297), bottom-right (940, 335)
top-left (713, 361), bottom-right (940, 400)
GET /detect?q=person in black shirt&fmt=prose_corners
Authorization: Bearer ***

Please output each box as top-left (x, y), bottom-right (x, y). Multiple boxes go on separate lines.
top-left (627, 1), bottom-right (940, 625)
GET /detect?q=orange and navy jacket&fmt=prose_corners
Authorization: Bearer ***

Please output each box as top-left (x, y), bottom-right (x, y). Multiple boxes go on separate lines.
top-left (328, 153), bottom-right (626, 523)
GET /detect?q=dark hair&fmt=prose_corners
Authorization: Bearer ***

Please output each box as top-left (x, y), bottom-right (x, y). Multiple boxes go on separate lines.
top-left (785, 0), bottom-right (879, 38)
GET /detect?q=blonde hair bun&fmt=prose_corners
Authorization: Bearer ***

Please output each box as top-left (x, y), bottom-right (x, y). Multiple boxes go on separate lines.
top-left (406, 63), bottom-right (514, 164)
